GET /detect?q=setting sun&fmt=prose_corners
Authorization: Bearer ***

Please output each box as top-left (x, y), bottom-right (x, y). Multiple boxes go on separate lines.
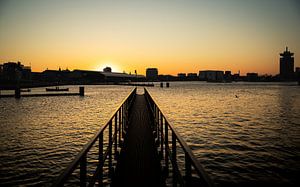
top-left (95, 61), bottom-right (122, 73)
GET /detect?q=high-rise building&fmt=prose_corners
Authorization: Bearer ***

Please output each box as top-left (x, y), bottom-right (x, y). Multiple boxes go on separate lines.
top-left (280, 47), bottom-right (294, 81)
top-left (146, 68), bottom-right (158, 81)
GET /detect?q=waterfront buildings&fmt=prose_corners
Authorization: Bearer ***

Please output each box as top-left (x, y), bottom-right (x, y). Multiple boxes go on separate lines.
top-left (187, 73), bottom-right (197, 78)
top-left (246, 73), bottom-right (259, 82)
top-left (177, 73), bottom-right (186, 79)
top-left (146, 68), bottom-right (158, 81)
top-left (280, 47), bottom-right (294, 81)
top-left (199, 70), bottom-right (224, 82)
top-left (0, 63), bottom-right (145, 87)
top-left (0, 62), bottom-right (31, 82)
top-left (100, 71), bottom-right (144, 82)
top-left (224, 71), bottom-right (232, 82)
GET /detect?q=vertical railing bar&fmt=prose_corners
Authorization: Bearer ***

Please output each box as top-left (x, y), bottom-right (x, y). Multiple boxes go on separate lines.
top-left (114, 113), bottom-right (118, 159)
top-left (157, 110), bottom-right (160, 140)
top-left (125, 100), bottom-right (128, 131)
top-left (160, 113), bottom-right (164, 159)
top-left (172, 131), bottom-right (177, 186)
top-left (156, 107), bottom-right (159, 137)
top-left (108, 120), bottom-right (113, 177)
top-left (165, 120), bottom-right (169, 175)
top-left (98, 132), bottom-right (103, 186)
top-left (122, 104), bottom-right (125, 137)
top-left (185, 152), bottom-right (191, 186)
top-left (153, 105), bottom-right (156, 132)
top-left (118, 109), bottom-right (122, 145)
top-left (80, 154), bottom-right (87, 187)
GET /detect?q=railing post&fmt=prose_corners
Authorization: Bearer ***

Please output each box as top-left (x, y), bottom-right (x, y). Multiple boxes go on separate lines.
top-left (157, 110), bottom-right (160, 140)
top-left (109, 120), bottom-right (113, 176)
top-left (99, 132), bottom-right (103, 186)
top-left (154, 106), bottom-right (156, 126)
top-left (172, 131), bottom-right (177, 186)
top-left (125, 101), bottom-right (128, 130)
top-left (118, 109), bottom-right (122, 145)
top-left (165, 121), bottom-right (169, 175)
top-left (79, 86), bottom-right (84, 96)
top-left (160, 113), bottom-right (164, 159)
top-left (15, 87), bottom-right (21, 99)
top-left (80, 154), bottom-right (87, 187)
top-left (185, 153), bottom-right (191, 186)
top-left (122, 104), bottom-right (125, 137)
top-left (114, 114), bottom-right (118, 159)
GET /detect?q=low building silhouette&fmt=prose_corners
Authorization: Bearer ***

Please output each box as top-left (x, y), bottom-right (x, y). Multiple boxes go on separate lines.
top-left (69, 70), bottom-right (105, 83)
top-left (0, 61), bottom-right (31, 82)
top-left (101, 71), bottom-right (145, 82)
top-left (146, 68), bottom-right (158, 81)
top-left (41, 68), bottom-right (71, 83)
top-left (177, 73), bottom-right (186, 81)
top-left (187, 73), bottom-right (198, 81)
top-left (177, 73), bottom-right (186, 78)
top-left (246, 73), bottom-right (259, 82)
top-left (224, 71), bottom-right (232, 82)
top-left (158, 74), bottom-right (177, 81)
top-left (0, 64), bottom-right (3, 79)
top-left (36, 67), bottom-right (145, 84)
top-left (296, 67), bottom-right (300, 83)
top-left (199, 70), bottom-right (224, 82)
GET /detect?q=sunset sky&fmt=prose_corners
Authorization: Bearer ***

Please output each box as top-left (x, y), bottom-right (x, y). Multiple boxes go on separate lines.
top-left (0, 0), bottom-right (299, 75)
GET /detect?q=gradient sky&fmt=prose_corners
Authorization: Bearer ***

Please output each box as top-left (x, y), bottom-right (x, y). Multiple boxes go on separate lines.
top-left (0, 0), bottom-right (299, 75)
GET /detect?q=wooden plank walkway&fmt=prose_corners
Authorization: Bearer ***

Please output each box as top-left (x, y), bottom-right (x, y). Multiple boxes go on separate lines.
top-left (112, 94), bottom-right (162, 187)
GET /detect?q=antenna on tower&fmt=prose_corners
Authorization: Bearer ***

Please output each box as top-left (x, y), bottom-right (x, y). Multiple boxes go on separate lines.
top-left (286, 46), bottom-right (288, 52)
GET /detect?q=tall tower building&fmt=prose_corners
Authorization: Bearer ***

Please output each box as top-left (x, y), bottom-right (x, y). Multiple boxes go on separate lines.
top-left (280, 47), bottom-right (294, 81)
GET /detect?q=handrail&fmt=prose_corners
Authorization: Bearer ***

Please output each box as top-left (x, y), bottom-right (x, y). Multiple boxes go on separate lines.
top-left (53, 87), bottom-right (137, 186)
top-left (144, 88), bottom-right (215, 187)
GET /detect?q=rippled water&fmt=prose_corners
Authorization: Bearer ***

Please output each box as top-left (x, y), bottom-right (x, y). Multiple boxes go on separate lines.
top-left (1, 83), bottom-right (299, 186)
top-left (147, 82), bottom-right (300, 186)
top-left (0, 85), bottom-right (132, 186)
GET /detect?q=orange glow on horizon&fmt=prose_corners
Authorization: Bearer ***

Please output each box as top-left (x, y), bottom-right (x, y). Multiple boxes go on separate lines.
top-left (1, 53), bottom-right (282, 76)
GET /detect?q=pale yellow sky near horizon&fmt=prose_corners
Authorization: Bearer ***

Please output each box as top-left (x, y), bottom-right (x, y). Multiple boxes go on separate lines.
top-left (0, 0), bottom-right (299, 75)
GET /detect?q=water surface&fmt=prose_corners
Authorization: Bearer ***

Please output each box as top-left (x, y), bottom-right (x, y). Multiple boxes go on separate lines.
top-left (0, 85), bottom-right (132, 186)
top-left (0, 82), bottom-right (299, 186)
top-left (147, 82), bottom-right (300, 186)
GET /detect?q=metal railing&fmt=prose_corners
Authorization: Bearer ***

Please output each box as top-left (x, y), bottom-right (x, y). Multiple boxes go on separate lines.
top-left (52, 87), bottom-right (137, 187)
top-left (144, 88), bottom-right (215, 187)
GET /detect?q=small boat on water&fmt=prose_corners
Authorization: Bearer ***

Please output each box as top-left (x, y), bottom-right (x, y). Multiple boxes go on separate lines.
top-left (20, 88), bottom-right (31, 92)
top-left (46, 87), bottom-right (69, 92)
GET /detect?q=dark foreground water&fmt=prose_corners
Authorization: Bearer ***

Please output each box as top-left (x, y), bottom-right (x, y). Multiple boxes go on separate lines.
top-left (0, 82), bottom-right (299, 186)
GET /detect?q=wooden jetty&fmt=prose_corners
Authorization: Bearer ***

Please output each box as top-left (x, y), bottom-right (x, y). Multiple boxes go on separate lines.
top-left (112, 94), bottom-right (162, 186)
top-left (0, 87), bottom-right (84, 98)
top-left (116, 83), bottom-right (154, 87)
top-left (53, 87), bottom-right (214, 187)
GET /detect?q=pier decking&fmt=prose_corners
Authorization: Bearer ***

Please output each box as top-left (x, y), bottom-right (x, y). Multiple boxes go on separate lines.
top-left (53, 88), bottom-right (214, 187)
top-left (113, 94), bottom-right (161, 186)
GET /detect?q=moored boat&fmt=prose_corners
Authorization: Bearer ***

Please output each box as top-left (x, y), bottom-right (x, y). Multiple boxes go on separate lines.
top-left (46, 87), bottom-right (69, 91)
top-left (20, 88), bottom-right (31, 92)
